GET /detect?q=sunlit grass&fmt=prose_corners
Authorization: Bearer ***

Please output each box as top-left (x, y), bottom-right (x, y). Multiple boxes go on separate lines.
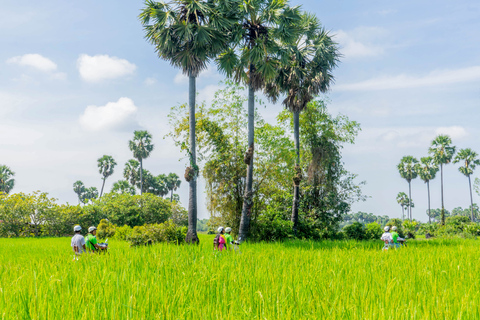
top-left (1, 235), bottom-right (480, 319)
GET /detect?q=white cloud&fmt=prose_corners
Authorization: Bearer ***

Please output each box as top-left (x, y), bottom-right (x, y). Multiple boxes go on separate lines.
top-left (79, 97), bottom-right (139, 131)
top-left (334, 27), bottom-right (387, 59)
top-left (144, 77), bottom-right (157, 86)
top-left (6, 53), bottom-right (57, 72)
top-left (336, 66), bottom-right (480, 91)
top-left (77, 54), bottom-right (136, 82)
top-left (435, 126), bottom-right (468, 140)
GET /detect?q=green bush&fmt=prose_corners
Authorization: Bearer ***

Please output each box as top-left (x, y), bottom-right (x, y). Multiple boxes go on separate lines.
top-left (249, 209), bottom-right (293, 242)
top-left (386, 219), bottom-right (405, 238)
top-left (114, 225), bottom-right (133, 241)
top-left (97, 219), bottom-right (116, 240)
top-left (343, 222), bottom-right (366, 241)
top-left (365, 222), bottom-right (382, 240)
top-left (127, 221), bottom-right (187, 246)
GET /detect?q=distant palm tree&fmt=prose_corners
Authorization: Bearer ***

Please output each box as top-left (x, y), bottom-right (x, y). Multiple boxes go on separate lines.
top-left (129, 130), bottom-right (154, 195)
top-left (416, 156), bottom-right (439, 223)
top-left (0, 165), bottom-right (15, 194)
top-left (397, 156), bottom-right (419, 221)
top-left (216, 0), bottom-right (300, 241)
top-left (97, 155), bottom-right (117, 198)
top-left (429, 134), bottom-right (456, 225)
top-left (396, 192), bottom-right (408, 220)
top-left (112, 180), bottom-right (136, 195)
top-left (140, 0), bottom-right (234, 244)
top-left (453, 148), bottom-right (480, 221)
top-left (166, 173), bottom-right (182, 202)
top-left (82, 187), bottom-right (98, 204)
top-left (124, 159), bottom-right (140, 188)
top-left (73, 180), bottom-right (85, 205)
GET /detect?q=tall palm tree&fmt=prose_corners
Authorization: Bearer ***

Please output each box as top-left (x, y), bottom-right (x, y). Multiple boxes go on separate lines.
top-left (97, 155), bottom-right (117, 198)
top-left (396, 192), bottom-right (408, 220)
top-left (216, 0), bottom-right (300, 241)
top-left (416, 156), bottom-right (439, 223)
top-left (267, 12), bottom-right (339, 234)
top-left (140, 0), bottom-right (234, 244)
top-left (453, 148), bottom-right (480, 221)
top-left (129, 130), bottom-right (154, 195)
top-left (166, 173), bottom-right (182, 202)
top-left (0, 165), bottom-right (15, 194)
top-left (397, 156), bottom-right (418, 221)
top-left (112, 180), bottom-right (136, 195)
top-left (428, 134), bottom-right (456, 225)
top-left (73, 180), bottom-right (85, 205)
top-left (124, 159), bottom-right (140, 188)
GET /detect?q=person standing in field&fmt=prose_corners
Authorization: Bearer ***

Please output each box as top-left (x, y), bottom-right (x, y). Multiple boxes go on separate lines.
top-left (224, 227), bottom-right (234, 251)
top-left (214, 227), bottom-right (226, 251)
top-left (71, 225), bottom-right (86, 255)
top-left (85, 226), bottom-right (106, 252)
top-left (381, 226), bottom-right (393, 250)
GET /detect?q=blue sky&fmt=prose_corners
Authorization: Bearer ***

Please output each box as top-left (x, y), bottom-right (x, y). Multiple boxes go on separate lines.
top-left (1, 0), bottom-right (479, 221)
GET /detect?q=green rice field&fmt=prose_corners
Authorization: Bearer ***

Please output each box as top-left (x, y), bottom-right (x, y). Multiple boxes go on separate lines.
top-left (1, 235), bottom-right (480, 319)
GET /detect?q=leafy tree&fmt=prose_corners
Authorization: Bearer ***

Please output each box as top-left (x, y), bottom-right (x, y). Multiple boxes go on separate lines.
top-left (416, 156), bottom-right (438, 223)
top-left (81, 187), bottom-right (99, 204)
top-left (0, 165), bottom-right (15, 194)
top-left (73, 180), bottom-right (85, 205)
top-left (365, 222), bottom-right (382, 240)
top-left (396, 192), bottom-right (408, 220)
top-left (216, 0), bottom-right (301, 241)
top-left (111, 180), bottom-right (136, 195)
top-left (129, 130), bottom-right (154, 195)
top-left (267, 12), bottom-right (339, 234)
top-left (342, 222), bottom-right (365, 240)
top-left (140, 0), bottom-right (235, 244)
top-left (428, 208), bottom-right (451, 222)
top-left (123, 159), bottom-right (140, 188)
top-left (397, 156), bottom-right (418, 221)
top-left (453, 148), bottom-right (480, 221)
top-left (97, 155), bottom-right (117, 198)
top-left (138, 170), bottom-right (169, 197)
top-left (166, 173), bottom-right (182, 202)
top-left (428, 135), bottom-right (456, 225)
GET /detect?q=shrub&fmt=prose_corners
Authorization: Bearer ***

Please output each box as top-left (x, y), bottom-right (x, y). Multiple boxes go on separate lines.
top-left (463, 223), bottom-right (480, 237)
top-left (343, 222), bottom-right (366, 241)
top-left (446, 216), bottom-right (470, 232)
top-left (365, 222), bottom-right (382, 240)
top-left (402, 220), bottom-right (418, 239)
top-left (418, 223), bottom-right (438, 237)
top-left (114, 225), bottom-right (133, 241)
top-left (386, 219), bottom-right (405, 238)
top-left (249, 209), bottom-right (293, 242)
top-left (97, 219), bottom-right (116, 240)
top-left (127, 221), bottom-right (187, 246)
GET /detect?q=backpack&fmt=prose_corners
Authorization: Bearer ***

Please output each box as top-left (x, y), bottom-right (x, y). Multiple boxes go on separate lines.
top-left (213, 234), bottom-right (221, 249)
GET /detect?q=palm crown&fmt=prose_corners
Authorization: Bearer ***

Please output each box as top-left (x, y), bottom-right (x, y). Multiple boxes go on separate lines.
top-left (98, 155), bottom-right (117, 179)
top-left (416, 156), bottom-right (439, 183)
top-left (429, 134), bottom-right (456, 165)
top-left (398, 156), bottom-right (419, 182)
top-left (124, 159), bottom-right (140, 186)
top-left (453, 148), bottom-right (480, 177)
top-left (129, 131), bottom-right (154, 161)
top-left (0, 165), bottom-right (15, 194)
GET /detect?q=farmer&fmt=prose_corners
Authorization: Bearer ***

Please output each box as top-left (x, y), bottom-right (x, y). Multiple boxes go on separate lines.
top-left (391, 226), bottom-right (406, 247)
top-left (380, 226), bottom-right (393, 250)
top-left (214, 227), bottom-right (226, 251)
top-left (224, 227), bottom-right (234, 250)
top-left (71, 225), bottom-right (86, 255)
top-left (85, 226), bottom-right (106, 252)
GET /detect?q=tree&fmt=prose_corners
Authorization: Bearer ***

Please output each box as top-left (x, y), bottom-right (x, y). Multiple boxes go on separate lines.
top-left (416, 156), bottom-right (439, 223)
top-left (111, 180), bottom-right (136, 195)
top-left (453, 148), bottom-right (480, 221)
top-left (268, 12), bottom-right (339, 234)
top-left (124, 159), bottom-right (140, 188)
top-left (397, 156), bottom-right (418, 221)
top-left (0, 165), bottom-right (15, 194)
top-left (216, 0), bottom-right (300, 241)
top-left (73, 180), bottom-right (85, 205)
top-left (166, 173), bottom-right (182, 202)
top-left (128, 130), bottom-right (154, 195)
top-left (97, 155), bottom-right (117, 198)
top-left (428, 134), bottom-right (456, 225)
top-left (396, 192), bottom-right (408, 220)
top-left (140, 0), bottom-right (234, 244)
top-left (81, 187), bottom-right (98, 204)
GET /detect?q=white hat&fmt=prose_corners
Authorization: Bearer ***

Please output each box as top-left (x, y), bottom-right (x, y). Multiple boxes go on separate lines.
top-left (225, 227), bottom-right (232, 233)
top-left (217, 226), bottom-right (224, 233)
top-left (391, 226), bottom-right (397, 231)
top-left (74, 225), bottom-right (82, 232)
top-left (384, 226), bottom-right (390, 231)
top-left (88, 226), bottom-right (97, 233)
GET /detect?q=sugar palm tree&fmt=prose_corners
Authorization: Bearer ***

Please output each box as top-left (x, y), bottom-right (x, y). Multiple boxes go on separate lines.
top-left (0, 165), bottom-right (15, 194)
top-left (112, 180), bottom-right (136, 195)
top-left (428, 134), bottom-right (456, 225)
top-left (398, 156), bottom-right (418, 221)
top-left (73, 180), bottom-right (85, 205)
top-left (124, 159), bottom-right (140, 188)
top-left (266, 12), bottom-right (339, 234)
top-left (396, 192), bottom-right (408, 220)
top-left (140, 0), bottom-right (234, 244)
top-left (166, 173), bottom-right (182, 202)
top-left (216, 0), bottom-right (300, 241)
top-left (97, 155), bottom-right (117, 198)
top-left (129, 130), bottom-right (154, 195)
top-left (416, 156), bottom-right (439, 223)
top-left (453, 148), bottom-right (480, 221)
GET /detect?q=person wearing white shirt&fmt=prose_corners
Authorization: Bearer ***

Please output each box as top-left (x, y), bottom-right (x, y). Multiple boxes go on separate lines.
top-left (380, 226), bottom-right (393, 250)
top-left (71, 225), bottom-right (86, 255)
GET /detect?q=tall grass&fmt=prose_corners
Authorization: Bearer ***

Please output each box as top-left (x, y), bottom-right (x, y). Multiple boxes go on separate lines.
top-left (1, 235), bottom-right (479, 319)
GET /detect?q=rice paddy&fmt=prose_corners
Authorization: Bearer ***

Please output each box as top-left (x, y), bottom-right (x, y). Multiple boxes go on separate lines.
top-left (1, 235), bottom-right (480, 319)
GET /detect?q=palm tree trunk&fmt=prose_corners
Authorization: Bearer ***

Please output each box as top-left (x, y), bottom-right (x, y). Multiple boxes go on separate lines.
top-left (291, 111), bottom-right (300, 235)
top-left (468, 174), bottom-right (474, 221)
top-left (100, 178), bottom-right (106, 198)
top-left (440, 163), bottom-right (445, 225)
top-left (427, 180), bottom-right (431, 224)
top-left (170, 189), bottom-right (174, 202)
top-left (185, 74), bottom-right (199, 244)
top-left (402, 206), bottom-right (404, 220)
top-left (140, 159), bottom-right (143, 195)
top-left (239, 75), bottom-right (255, 242)
top-left (408, 181), bottom-right (412, 221)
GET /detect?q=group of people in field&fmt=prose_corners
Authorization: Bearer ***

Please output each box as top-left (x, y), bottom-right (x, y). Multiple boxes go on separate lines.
top-left (380, 225), bottom-right (406, 250)
top-left (213, 226), bottom-right (239, 251)
top-left (71, 225), bottom-right (108, 255)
